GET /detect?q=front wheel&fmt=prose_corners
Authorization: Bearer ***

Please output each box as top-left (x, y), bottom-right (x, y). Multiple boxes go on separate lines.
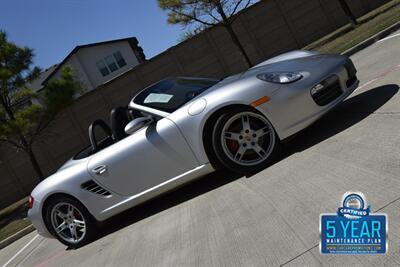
top-left (212, 107), bottom-right (281, 174)
top-left (45, 196), bottom-right (97, 248)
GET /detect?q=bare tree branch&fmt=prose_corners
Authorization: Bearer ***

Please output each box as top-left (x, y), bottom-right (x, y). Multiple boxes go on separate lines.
top-left (229, 0), bottom-right (244, 17)
top-left (203, 8), bottom-right (222, 23)
top-left (165, 6), bottom-right (217, 26)
top-left (230, 0), bottom-right (252, 23)
top-left (0, 138), bottom-right (24, 150)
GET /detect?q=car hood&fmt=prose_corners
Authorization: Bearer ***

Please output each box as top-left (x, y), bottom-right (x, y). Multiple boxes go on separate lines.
top-left (250, 50), bottom-right (319, 69)
top-left (244, 53), bottom-right (345, 77)
top-left (199, 51), bottom-right (344, 94)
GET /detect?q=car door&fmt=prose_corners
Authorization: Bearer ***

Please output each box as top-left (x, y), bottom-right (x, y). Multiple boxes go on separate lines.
top-left (87, 117), bottom-right (199, 196)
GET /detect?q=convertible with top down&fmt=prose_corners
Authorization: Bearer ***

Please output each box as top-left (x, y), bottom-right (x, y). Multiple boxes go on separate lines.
top-left (28, 50), bottom-right (359, 247)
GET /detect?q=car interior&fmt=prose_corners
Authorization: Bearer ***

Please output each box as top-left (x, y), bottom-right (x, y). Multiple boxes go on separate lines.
top-left (72, 78), bottom-right (217, 161)
top-left (73, 107), bottom-right (149, 160)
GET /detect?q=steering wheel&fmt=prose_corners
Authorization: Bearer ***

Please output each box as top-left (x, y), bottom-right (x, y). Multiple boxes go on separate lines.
top-left (88, 120), bottom-right (113, 153)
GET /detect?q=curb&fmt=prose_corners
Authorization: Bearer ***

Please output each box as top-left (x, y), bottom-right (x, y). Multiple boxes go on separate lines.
top-left (342, 21), bottom-right (400, 56)
top-left (0, 224), bottom-right (35, 250)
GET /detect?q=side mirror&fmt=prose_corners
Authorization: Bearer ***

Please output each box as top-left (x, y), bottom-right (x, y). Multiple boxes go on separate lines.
top-left (124, 117), bottom-right (153, 135)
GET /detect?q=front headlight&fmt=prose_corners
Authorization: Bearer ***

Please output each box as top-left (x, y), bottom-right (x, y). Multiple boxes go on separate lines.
top-left (257, 72), bottom-right (303, 84)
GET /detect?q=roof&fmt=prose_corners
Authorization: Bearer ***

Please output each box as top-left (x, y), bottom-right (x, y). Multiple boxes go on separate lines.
top-left (26, 64), bottom-right (59, 91)
top-left (42, 37), bottom-right (145, 85)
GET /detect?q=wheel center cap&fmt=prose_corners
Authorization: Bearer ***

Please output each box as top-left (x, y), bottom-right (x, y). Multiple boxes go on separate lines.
top-left (243, 131), bottom-right (253, 141)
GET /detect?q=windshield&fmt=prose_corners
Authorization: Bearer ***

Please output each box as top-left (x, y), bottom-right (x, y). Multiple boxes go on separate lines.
top-left (133, 78), bottom-right (218, 113)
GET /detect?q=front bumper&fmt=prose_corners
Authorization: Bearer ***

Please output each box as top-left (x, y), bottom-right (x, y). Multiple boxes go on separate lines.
top-left (258, 59), bottom-right (359, 140)
top-left (284, 78), bottom-right (359, 137)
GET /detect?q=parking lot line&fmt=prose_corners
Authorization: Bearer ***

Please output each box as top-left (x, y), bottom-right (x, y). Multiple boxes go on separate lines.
top-left (357, 64), bottom-right (400, 91)
top-left (2, 234), bottom-right (39, 267)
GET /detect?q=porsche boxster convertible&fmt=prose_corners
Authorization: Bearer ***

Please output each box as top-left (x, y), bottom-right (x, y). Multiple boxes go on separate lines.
top-left (28, 50), bottom-right (359, 247)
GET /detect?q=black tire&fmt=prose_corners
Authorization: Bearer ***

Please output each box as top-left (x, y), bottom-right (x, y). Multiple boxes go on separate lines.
top-left (211, 107), bottom-right (281, 174)
top-left (45, 196), bottom-right (97, 248)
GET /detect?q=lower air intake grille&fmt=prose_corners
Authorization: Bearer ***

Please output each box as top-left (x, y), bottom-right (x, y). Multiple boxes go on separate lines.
top-left (311, 76), bottom-right (343, 106)
top-left (81, 180), bottom-right (111, 196)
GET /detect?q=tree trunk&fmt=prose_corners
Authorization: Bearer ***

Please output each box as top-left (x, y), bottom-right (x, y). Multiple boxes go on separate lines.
top-left (338, 0), bottom-right (358, 26)
top-left (0, 96), bottom-right (45, 182)
top-left (25, 146), bottom-right (44, 182)
top-left (18, 133), bottom-right (45, 182)
top-left (215, 2), bottom-right (252, 68)
top-left (224, 24), bottom-right (253, 68)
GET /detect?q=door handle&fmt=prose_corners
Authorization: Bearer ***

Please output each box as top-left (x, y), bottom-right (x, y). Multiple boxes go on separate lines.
top-left (92, 165), bottom-right (107, 175)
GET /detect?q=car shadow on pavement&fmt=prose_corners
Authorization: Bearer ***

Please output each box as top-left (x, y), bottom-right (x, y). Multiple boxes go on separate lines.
top-left (244, 84), bottom-right (399, 178)
top-left (79, 84), bottom-right (398, 249)
top-left (281, 83), bottom-right (399, 156)
top-left (94, 169), bottom-right (242, 242)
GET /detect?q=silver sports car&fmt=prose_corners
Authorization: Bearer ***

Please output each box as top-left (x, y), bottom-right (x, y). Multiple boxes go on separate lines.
top-left (28, 50), bottom-right (359, 247)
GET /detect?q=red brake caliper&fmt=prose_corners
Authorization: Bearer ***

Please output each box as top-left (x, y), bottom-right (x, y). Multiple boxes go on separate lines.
top-left (226, 140), bottom-right (239, 154)
top-left (73, 210), bottom-right (81, 219)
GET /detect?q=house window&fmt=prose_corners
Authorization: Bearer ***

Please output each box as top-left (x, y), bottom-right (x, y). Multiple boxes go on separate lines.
top-left (113, 51), bottom-right (127, 68)
top-left (96, 51), bottom-right (128, 77)
top-left (105, 55), bottom-right (118, 72)
top-left (96, 60), bottom-right (110, 77)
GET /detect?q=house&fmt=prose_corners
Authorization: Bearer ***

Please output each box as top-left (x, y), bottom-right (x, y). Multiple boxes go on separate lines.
top-left (12, 65), bottom-right (60, 109)
top-left (26, 64), bottom-right (59, 92)
top-left (34, 37), bottom-right (145, 93)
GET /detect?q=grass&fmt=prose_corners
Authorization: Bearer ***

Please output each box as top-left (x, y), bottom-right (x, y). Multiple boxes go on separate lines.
top-left (0, 197), bottom-right (31, 242)
top-left (305, 0), bottom-right (400, 54)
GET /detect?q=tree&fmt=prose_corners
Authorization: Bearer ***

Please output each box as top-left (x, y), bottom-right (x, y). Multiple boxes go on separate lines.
top-left (0, 31), bottom-right (82, 181)
top-left (179, 26), bottom-right (207, 41)
top-left (338, 0), bottom-right (358, 26)
top-left (158, 0), bottom-right (255, 68)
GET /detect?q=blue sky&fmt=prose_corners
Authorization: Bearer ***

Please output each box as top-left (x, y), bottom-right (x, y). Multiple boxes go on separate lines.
top-left (0, 0), bottom-right (184, 69)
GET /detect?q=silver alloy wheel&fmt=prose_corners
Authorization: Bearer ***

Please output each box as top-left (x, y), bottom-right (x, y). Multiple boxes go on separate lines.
top-left (221, 111), bottom-right (275, 166)
top-left (50, 202), bottom-right (86, 244)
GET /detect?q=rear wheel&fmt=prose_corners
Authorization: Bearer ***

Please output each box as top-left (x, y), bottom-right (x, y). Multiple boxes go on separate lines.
top-left (45, 196), bottom-right (96, 248)
top-left (211, 107), bottom-right (281, 174)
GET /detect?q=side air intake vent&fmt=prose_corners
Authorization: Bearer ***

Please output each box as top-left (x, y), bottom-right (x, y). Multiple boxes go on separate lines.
top-left (81, 180), bottom-right (111, 196)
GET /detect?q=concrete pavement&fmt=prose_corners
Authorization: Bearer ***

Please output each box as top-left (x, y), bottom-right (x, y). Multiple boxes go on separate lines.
top-left (1, 30), bottom-right (400, 267)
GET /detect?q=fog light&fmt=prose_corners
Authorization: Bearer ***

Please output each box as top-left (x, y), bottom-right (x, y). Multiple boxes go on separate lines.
top-left (311, 83), bottom-right (324, 95)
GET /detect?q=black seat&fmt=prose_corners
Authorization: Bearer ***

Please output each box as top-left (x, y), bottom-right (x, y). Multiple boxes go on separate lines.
top-left (110, 107), bottom-right (130, 141)
top-left (88, 119), bottom-right (113, 153)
